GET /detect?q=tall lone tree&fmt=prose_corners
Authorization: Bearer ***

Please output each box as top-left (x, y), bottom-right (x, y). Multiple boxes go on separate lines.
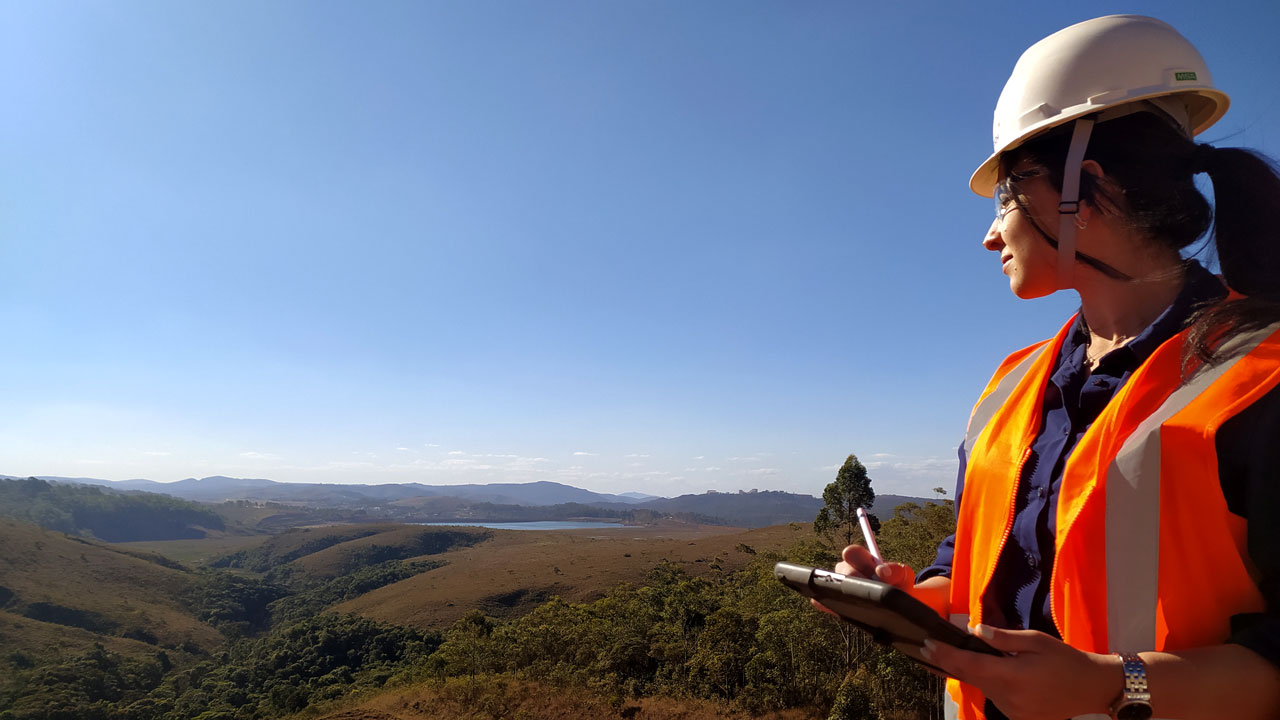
top-left (813, 454), bottom-right (877, 548)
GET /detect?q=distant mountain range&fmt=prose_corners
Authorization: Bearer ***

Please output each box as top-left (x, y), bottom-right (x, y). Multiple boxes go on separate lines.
top-left (6, 475), bottom-right (654, 507)
top-left (2, 475), bottom-right (936, 529)
top-left (634, 490), bottom-right (930, 529)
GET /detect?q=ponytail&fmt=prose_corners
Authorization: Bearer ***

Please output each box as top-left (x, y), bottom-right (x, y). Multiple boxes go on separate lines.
top-left (1184, 145), bottom-right (1280, 370)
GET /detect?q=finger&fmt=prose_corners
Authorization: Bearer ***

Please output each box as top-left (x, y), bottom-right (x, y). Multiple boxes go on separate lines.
top-left (841, 544), bottom-right (878, 578)
top-left (922, 664), bottom-right (949, 680)
top-left (873, 562), bottom-right (916, 590)
top-left (811, 598), bottom-right (839, 617)
top-left (919, 638), bottom-right (965, 679)
top-left (921, 638), bottom-right (1008, 685)
top-left (971, 624), bottom-right (1056, 654)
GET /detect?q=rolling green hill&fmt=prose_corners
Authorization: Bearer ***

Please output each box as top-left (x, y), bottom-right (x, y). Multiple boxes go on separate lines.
top-left (207, 524), bottom-right (488, 578)
top-left (0, 477), bottom-right (226, 542)
top-left (0, 518), bottom-right (225, 689)
top-left (0, 506), bottom-right (956, 720)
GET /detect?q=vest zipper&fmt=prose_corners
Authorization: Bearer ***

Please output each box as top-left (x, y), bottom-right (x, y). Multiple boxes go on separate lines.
top-left (1049, 473), bottom-right (1069, 639)
top-left (977, 445), bottom-right (1030, 625)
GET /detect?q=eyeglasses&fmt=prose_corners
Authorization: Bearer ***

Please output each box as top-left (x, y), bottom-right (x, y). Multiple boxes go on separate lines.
top-left (994, 180), bottom-right (1016, 224)
top-left (991, 168), bottom-right (1134, 281)
top-left (993, 167), bottom-right (1045, 223)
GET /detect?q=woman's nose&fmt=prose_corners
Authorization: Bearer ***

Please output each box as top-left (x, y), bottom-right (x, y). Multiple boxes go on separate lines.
top-left (982, 217), bottom-right (1004, 252)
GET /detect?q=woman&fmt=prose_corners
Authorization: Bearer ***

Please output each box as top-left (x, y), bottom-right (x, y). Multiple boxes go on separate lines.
top-left (833, 15), bottom-right (1280, 720)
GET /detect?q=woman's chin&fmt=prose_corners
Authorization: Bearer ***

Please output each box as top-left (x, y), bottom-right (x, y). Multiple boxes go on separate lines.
top-left (1010, 280), bottom-right (1057, 300)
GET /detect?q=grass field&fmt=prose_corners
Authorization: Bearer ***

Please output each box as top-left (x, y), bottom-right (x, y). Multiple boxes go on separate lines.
top-left (290, 525), bottom-right (489, 579)
top-left (2, 516), bottom-right (837, 719)
top-left (3, 517), bottom-right (815, 636)
top-left (0, 519), bottom-right (224, 666)
top-left (109, 518), bottom-right (815, 633)
top-left (109, 518), bottom-right (815, 632)
top-left (335, 521), bottom-right (813, 629)
top-left (118, 533), bottom-right (270, 566)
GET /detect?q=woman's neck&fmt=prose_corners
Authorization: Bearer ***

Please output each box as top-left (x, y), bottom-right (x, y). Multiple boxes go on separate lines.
top-left (1077, 261), bottom-right (1186, 345)
top-left (1071, 219), bottom-right (1188, 347)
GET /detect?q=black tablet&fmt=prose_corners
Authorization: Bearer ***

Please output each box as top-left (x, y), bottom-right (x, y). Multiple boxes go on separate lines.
top-left (774, 562), bottom-right (1002, 669)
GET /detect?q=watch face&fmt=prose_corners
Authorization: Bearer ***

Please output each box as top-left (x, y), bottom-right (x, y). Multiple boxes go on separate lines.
top-left (1116, 703), bottom-right (1154, 720)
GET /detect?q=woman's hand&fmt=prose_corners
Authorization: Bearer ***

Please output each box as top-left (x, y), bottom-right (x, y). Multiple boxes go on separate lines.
top-left (920, 624), bottom-right (1120, 720)
top-left (813, 544), bottom-right (919, 617)
top-left (836, 543), bottom-right (916, 589)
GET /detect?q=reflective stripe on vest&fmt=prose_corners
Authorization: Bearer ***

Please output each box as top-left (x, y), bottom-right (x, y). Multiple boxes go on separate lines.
top-left (1052, 321), bottom-right (1277, 652)
top-left (1103, 322), bottom-right (1279, 651)
top-left (946, 320), bottom-right (1280, 720)
top-left (944, 690), bottom-right (959, 720)
top-left (963, 340), bottom-right (1054, 458)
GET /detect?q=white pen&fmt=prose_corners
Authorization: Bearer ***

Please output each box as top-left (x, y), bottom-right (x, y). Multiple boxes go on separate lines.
top-left (856, 507), bottom-right (885, 566)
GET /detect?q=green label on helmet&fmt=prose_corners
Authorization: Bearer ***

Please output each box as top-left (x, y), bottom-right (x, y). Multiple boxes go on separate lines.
top-left (1175, 71), bottom-right (1198, 82)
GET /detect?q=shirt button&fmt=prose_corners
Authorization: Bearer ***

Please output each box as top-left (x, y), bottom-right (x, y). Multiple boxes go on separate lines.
top-left (1026, 552), bottom-right (1039, 569)
top-left (1037, 487), bottom-right (1047, 499)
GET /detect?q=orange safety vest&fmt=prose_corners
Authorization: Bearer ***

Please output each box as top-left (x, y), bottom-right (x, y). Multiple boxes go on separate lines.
top-left (944, 316), bottom-right (1280, 720)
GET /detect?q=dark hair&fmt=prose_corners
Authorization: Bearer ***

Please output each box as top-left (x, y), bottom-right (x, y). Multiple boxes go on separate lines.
top-left (1001, 111), bottom-right (1280, 371)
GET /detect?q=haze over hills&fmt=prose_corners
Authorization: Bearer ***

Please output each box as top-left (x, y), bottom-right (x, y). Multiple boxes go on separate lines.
top-left (2, 474), bottom-right (940, 532)
top-left (7, 475), bottom-right (657, 506)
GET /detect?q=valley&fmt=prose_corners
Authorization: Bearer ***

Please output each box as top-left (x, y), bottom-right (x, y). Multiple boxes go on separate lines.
top-left (0, 476), bottom-right (952, 720)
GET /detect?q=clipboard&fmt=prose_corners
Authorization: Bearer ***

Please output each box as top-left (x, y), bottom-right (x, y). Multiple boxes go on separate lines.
top-left (774, 562), bottom-right (1002, 670)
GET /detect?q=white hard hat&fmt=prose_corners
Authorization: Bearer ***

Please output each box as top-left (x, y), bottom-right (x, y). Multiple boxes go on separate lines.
top-left (970, 14), bottom-right (1229, 197)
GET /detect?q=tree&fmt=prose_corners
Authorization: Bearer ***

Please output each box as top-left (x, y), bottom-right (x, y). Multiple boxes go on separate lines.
top-left (876, 487), bottom-right (955, 579)
top-left (813, 454), bottom-right (876, 549)
top-left (431, 610), bottom-right (498, 678)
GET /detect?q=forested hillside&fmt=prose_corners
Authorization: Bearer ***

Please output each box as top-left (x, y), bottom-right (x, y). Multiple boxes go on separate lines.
top-left (633, 490), bottom-right (825, 527)
top-left (0, 478), bottom-right (226, 542)
top-left (0, 497), bottom-right (956, 720)
top-left (7, 476), bottom-right (863, 528)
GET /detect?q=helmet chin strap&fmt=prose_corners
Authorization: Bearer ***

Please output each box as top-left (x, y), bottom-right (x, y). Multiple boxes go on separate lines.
top-left (1056, 117), bottom-right (1095, 289)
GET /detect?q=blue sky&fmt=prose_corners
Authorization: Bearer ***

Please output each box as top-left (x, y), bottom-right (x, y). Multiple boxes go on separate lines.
top-left (2, 2), bottom-right (1278, 499)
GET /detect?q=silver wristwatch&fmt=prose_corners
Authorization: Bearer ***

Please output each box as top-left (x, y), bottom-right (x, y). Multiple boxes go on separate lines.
top-left (1110, 652), bottom-right (1153, 720)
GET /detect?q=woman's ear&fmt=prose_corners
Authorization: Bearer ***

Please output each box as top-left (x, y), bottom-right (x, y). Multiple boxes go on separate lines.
top-left (1078, 159), bottom-right (1117, 217)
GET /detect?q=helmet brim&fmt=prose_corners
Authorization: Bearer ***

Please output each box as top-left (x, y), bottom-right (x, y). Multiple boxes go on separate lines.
top-left (969, 88), bottom-right (1229, 198)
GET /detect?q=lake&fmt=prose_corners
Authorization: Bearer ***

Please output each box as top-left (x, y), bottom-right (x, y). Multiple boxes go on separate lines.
top-left (419, 520), bottom-right (626, 531)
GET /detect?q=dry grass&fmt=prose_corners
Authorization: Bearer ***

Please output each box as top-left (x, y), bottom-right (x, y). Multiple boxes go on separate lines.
top-left (1, 518), bottom-right (833, 717)
top-left (117, 533), bottom-right (270, 566)
top-left (241, 523), bottom-right (404, 564)
top-left (212, 501), bottom-right (303, 528)
top-left (0, 608), bottom-right (177, 662)
top-left (335, 521), bottom-right (813, 630)
top-left (0, 516), bottom-right (816, 667)
top-left (302, 676), bottom-right (823, 720)
top-left (291, 525), bottom-right (490, 579)
top-left (0, 518), bottom-right (223, 662)
top-left (156, 523), bottom-right (415, 574)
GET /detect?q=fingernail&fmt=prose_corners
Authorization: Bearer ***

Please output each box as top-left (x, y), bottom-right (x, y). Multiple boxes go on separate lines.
top-left (975, 624), bottom-right (994, 639)
top-left (921, 639), bottom-right (936, 659)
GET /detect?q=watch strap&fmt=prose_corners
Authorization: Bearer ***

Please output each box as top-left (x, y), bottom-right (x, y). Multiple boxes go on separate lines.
top-left (1119, 652), bottom-right (1148, 693)
top-left (1110, 652), bottom-right (1153, 720)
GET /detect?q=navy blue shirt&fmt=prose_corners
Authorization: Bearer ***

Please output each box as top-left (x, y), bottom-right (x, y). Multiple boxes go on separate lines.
top-left (920, 261), bottom-right (1280, 671)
